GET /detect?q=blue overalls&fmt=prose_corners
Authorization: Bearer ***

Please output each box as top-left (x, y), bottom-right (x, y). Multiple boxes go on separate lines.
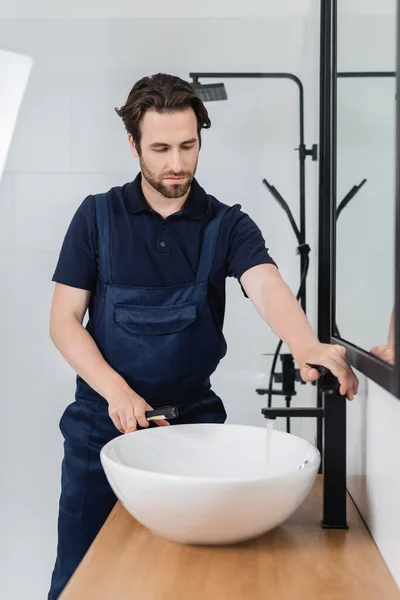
top-left (48, 193), bottom-right (231, 599)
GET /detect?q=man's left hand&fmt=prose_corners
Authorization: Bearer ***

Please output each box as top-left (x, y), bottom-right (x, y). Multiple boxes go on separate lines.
top-left (297, 343), bottom-right (359, 400)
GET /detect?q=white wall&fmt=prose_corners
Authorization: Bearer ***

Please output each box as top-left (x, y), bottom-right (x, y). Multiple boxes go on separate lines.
top-left (1, 0), bottom-right (393, 18)
top-left (0, 0), bottom-right (315, 18)
top-left (347, 375), bottom-right (400, 587)
top-left (0, 14), bottom-right (321, 599)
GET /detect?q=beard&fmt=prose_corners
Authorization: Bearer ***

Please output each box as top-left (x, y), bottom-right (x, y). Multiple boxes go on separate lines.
top-left (139, 155), bottom-right (198, 199)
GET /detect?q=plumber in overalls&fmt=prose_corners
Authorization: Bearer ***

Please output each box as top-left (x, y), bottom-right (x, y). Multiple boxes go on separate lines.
top-left (47, 73), bottom-right (358, 599)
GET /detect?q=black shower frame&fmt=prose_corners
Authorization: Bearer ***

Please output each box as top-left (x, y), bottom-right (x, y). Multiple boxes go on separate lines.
top-left (189, 70), bottom-right (311, 315)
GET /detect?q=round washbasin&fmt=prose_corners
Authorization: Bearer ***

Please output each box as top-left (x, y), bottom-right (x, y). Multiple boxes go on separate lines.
top-left (100, 423), bottom-right (321, 545)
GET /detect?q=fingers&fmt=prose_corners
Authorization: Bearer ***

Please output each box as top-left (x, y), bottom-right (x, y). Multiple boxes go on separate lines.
top-left (305, 345), bottom-right (358, 400)
top-left (301, 366), bottom-right (320, 383)
top-left (371, 345), bottom-right (395, 365)
top-left (323, 347), bottom-right (351, 394)
top-left (108, 396), bottom-right (173, 434)
top-left (108, 406), bottom-right (124, 434)
top-left (335, 344), bottom-right (347, 357)
top-left (337, 346), bottom-right (358, 395)
top-left (135, 405), bottom-right (150, 429)
top-left (124, 413), bottom-right (138, 434)
top-left (155, 419), bottom-right (171, 427)
top-left (319, 347), bottom-right (356, 400)
top-left (109, 405), bottom-right (139, 434)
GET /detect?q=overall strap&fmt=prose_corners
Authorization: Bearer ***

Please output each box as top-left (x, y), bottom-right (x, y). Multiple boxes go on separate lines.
top-left (94, 193), bottom-right (112, 284)
top-left (196, 202), bottom-right (231, 282)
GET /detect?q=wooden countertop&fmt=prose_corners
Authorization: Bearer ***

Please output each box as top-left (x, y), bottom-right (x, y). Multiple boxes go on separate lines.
top-left (60, 476), bottom-right (399, 600)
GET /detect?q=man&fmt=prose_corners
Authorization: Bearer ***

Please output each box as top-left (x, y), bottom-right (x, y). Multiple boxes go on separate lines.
top-left (47, 73), bottom-right (358, 598)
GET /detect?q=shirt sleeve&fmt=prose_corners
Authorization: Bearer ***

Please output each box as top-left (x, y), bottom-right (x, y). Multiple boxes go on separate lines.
top-left (226, 205), bottom-right (277, 296)
top-left (52, 195), bottom-right (98, 291)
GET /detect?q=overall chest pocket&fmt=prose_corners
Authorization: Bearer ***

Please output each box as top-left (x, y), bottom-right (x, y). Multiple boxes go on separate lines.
top-left (112, 302), bottom-right (197, 383)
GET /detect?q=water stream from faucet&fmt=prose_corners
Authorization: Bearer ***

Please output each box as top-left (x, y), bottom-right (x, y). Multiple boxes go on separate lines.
top-left (265, 418), bottom-right (274, 471)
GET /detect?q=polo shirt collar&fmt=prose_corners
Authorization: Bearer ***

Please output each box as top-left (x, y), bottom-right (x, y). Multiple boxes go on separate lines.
top-left (124, 172), bottom-right (208, 220)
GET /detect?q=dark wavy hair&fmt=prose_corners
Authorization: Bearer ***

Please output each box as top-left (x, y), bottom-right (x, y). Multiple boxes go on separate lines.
top-left (115, 73), bottom-right (211, 154)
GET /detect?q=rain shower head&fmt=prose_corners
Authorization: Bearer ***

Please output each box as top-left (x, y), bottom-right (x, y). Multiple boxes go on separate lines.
top-left (191, 81), bottom-right (228, 102)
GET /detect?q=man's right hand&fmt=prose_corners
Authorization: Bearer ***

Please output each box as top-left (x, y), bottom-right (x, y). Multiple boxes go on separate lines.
top-left (107, 388), bottom-right (170, 434)
top-left (50, 283), bottom-right (171, 434)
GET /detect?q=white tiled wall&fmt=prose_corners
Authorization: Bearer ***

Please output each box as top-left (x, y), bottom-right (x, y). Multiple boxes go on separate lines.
top-left (5, 77), bottom-right (73, 173)
top-left (0, 174), bottom-right (15, 251)
top-left (0, 0), bottom-right (316, 19)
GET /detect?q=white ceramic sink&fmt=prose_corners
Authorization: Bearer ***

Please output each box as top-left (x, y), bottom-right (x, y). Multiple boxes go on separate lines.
top-left (100, 423), bottom-right (321, 545)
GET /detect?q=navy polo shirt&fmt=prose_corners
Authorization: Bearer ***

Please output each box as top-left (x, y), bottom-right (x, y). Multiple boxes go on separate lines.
top-left (52, 173), bottom-right (276, 328)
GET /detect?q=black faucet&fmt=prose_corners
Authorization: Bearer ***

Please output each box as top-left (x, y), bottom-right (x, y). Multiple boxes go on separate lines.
top-left (261, 363), bottom-right (348, 531)
top-left (262, 363), bottom-right (338, 420)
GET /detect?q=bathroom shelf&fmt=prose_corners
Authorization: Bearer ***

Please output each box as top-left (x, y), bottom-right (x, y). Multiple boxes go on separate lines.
top-left (59, 476), bottom-right (399, 600)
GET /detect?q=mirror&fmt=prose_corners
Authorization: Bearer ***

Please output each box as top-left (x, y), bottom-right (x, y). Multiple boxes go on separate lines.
top-left (335, 0), bottom-right (397, 365)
